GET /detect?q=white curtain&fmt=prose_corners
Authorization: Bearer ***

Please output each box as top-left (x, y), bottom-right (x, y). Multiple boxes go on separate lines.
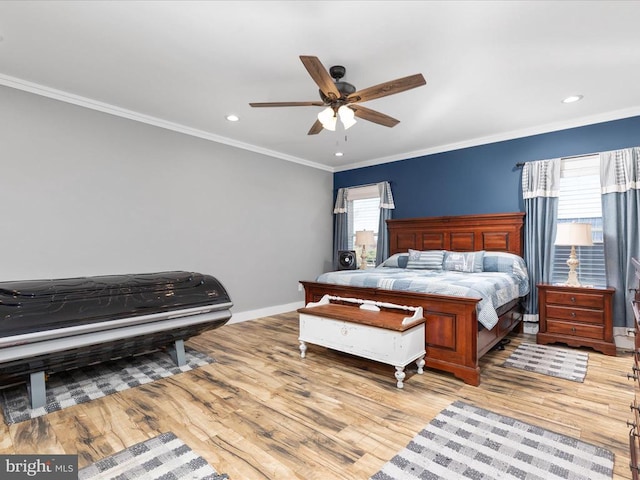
top-left (522, 159), bottom-right (561, 324)
top-left (333, 188), bottom-right (348, 213)
top-left (600, 147), bottom-right (640, 327)
top-left (376, 181), bottom-right (395, 265)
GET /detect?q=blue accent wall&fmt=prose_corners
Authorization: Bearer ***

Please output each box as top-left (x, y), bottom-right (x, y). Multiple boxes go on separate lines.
top-left (334, 115), bottom-right (640, 219)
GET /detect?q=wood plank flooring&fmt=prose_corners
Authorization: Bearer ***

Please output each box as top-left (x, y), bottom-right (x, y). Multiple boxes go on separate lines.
top-left (0, 312), bottom-right (635, 479)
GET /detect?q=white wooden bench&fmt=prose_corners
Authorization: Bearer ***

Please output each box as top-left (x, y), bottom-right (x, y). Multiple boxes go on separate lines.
top-left (297, 295), bottom-right (426, 388)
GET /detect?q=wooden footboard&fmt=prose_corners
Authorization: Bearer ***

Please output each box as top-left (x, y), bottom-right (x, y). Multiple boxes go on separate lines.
top-left (301, 281), bottom-right (517, 386)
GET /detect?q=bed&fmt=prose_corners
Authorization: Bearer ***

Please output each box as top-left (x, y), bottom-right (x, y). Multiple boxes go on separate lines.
top-left (300, 212), bottom-right (527, 386)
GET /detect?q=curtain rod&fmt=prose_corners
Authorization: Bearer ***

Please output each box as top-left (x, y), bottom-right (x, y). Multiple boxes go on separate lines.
top-left (514, 152), bottom-right (599, 168)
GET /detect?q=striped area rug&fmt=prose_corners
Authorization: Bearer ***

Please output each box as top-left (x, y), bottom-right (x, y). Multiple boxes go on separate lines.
top-left (369, 401), bottom-right (613, 480)
top-left (502, 342), bottom-right (589, 382)
top-left (0, 348), bottom-right (215, 425)
top-left (79, 432), bottom-right (228, 480)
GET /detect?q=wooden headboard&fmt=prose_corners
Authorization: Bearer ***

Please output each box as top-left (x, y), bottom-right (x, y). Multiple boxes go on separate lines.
top-left (387, 212), bottom-right (525, 257)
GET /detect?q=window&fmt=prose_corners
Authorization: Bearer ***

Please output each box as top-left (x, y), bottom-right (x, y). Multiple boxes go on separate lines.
top-left (551, 155), bottom-right (606, 287)
top-left (346, 185), bottom-right (379, 266)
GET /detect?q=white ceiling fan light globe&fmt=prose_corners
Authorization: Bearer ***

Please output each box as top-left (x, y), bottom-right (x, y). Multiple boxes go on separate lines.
top-left (338, 105), bottom-right (357, 129)
top-left (318, 107), bottom-right (337, 131)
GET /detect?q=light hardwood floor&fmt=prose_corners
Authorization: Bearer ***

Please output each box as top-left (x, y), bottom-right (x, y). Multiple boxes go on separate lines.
top-left (0, 312), bottom-right (634, 479)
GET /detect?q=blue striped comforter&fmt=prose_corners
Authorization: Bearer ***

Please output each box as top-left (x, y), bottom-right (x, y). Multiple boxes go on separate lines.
top-left (315, 268), bottom-right (529, 330)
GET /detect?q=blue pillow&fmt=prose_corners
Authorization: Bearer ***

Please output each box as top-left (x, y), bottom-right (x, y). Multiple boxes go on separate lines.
top-left (483, 251), bottom-right (529, 284)
top-left (406, 249), bottom-right (445, 270)
top-left (379, 253), bottom-right (409, 268)
top-left (483, 251), bottom-right (521, 272)
top-left (443, 251), bottom-right (485, 273)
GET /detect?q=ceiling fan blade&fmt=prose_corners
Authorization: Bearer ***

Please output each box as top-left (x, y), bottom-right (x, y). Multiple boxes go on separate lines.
top-left (307, 119), bottom-right (324, 135)
top-left (347, 73), bottom-right (426, 104)
top-left (350, 105), bottom-right (400, 128)
top-left (300, 55), bottom-right (341, 100)
top-left (250, 101), bottom-right (324, 107)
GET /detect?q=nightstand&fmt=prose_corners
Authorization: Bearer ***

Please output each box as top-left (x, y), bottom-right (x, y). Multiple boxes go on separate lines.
top-left (536, 283), bottom-right (616, 356)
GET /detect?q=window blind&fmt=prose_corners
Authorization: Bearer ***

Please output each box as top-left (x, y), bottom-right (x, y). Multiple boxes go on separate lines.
top-left (552, 155), bottom-right (607, 287)
top-left (346, 186), bottom-right (380, 266)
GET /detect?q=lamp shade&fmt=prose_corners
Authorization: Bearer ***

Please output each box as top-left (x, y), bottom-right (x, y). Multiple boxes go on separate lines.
top-left (555, 223), bottom-right (593, 246)
top-left (355, 230), bottom-right (375, 246)
top-left (338, 105), bottom-right (357, 130)
top-left (317, 107), bottom-right (337, 131)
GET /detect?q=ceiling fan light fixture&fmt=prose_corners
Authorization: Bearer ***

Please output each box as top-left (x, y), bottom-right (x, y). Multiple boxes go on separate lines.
top-left (318, 107), bottom-right (337, 131)
top-left (338, 105), bottom-right (357, 130)
top-left (250, 56), bottom-right (426, 136)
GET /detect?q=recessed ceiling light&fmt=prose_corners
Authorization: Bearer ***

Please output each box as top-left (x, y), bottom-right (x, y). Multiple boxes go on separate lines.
top-left (334, 152), bottom-right (344, 157)
top-left (226, 114), bottom-right (239, 122)
top-left (562, 95), bottom-right (583, 104)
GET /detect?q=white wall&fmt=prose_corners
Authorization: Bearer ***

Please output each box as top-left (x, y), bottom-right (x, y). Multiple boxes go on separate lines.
top-left (0, 86), bottom-right (333, 320)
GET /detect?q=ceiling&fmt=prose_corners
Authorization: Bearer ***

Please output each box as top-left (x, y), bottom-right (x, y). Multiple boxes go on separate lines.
top-left (1, 1), bottom-right (639, 172)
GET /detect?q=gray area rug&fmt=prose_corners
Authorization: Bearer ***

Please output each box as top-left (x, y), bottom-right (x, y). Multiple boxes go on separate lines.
top-left (79, 431), bottom-right (228, 480)
top-left (0, 347), bottom-right (214, 425)
top-left (370, 400), bottom-right (613, 480)
top-left (502, 342), bottom-right (589, 382)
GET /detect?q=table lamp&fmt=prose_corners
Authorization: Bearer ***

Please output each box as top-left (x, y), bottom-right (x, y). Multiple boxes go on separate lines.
top-left (355, 230), bottom-right (375, 270)
top-left (554, 222), bottom-right (593, 287)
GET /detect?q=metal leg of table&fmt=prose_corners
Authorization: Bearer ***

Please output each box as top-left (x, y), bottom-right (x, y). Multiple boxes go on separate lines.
top-left (29, 371), bottom-right (47, 409)
top-left (169, 339), bottom-right (186, 367)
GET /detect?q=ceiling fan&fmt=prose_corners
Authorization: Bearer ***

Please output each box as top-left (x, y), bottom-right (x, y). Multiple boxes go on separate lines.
top-left (249, 56), bottom-right (426, 135)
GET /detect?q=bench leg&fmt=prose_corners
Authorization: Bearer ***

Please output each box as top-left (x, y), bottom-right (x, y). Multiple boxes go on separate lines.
top-left (416, 356), bottom-right (425, 374)
top-left (29, 371), bottom-right (47, 409)
top-left (299, 341), bottom-right (307, 359)
top-left (169, 339), bottom-right (186, 367)
top-left (395, 366), bottom-right (406, 389)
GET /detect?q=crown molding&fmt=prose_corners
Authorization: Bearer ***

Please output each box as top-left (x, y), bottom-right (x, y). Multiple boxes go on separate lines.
top-left (4, 73), bottom-right (639, 175)
top-left (334, 106), bottom-right (640, 172)
top-left (0, 73), bottom-right (334, 173)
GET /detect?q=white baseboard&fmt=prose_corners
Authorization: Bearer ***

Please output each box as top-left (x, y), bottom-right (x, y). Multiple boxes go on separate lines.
top-left (613, 326), bottom-right (635, 351)
top-left (228, 301), bottom-right (304, 324)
